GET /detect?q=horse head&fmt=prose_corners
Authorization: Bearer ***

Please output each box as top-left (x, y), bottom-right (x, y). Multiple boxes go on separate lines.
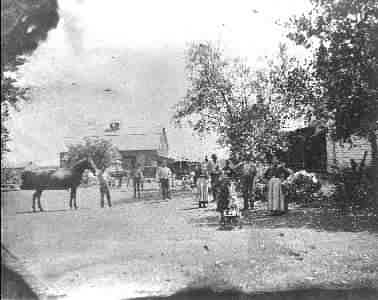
top-left (73, 157), bottom-right (97, 176)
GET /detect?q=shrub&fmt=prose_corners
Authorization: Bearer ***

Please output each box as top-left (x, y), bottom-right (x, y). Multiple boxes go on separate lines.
top-left (330, 154), bottom-right (376, 212)
top-left (284, 170), bottom-right (321, 205)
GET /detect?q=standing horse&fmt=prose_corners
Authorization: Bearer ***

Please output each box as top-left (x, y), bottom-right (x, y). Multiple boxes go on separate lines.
top-left (20, 158), bottom-right (97, 212)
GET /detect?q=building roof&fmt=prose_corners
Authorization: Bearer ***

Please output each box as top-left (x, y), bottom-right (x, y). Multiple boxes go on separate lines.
top-left (63, 123), bottom-right (168, 154)
top-left (104, 132), bottom-right (162, 151)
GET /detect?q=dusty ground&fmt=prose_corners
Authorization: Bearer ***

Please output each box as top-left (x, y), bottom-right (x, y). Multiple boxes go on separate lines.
top-left (1, 185), bottom-right (378, 299)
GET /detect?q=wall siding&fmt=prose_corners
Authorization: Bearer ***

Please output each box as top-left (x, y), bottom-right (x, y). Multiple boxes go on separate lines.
top-left (326, 133), bottom-right (377, 171)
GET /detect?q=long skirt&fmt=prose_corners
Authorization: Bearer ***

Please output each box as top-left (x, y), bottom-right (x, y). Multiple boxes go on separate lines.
top-left (267, 177), bottom-right (285, 212)
top-left (197, 177), bottom-right (209, 203)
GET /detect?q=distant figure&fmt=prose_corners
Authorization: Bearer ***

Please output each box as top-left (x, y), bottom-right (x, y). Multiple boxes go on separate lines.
top-left (97, 167), bottom-right (112, 208)
top-left (264, 156), bottom-right (291, 215)
top-left (156, 160), bottom-right (172, 200)
top-left (197, 165), bottom-right (209, 208)
top-left (133, 164), bottom-right (144, 199)
top-left (235, 156), bottom-right (257, 211)
top-left (207, 154), bottom-right (221, 205)
top-left (125, 169), bottom-right (130, 187)
top-left (193, 164), bottom-right (202, 188)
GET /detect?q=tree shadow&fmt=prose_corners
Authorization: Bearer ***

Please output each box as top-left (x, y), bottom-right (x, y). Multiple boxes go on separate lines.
top-left (246, 208), bottom-right (378, 233)
top-left (126, 287), bottom-right (378, 300)
top-left (15, 208), bottom-right (89, 215)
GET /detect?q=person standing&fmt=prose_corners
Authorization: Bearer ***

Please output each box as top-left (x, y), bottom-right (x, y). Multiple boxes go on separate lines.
top-left (235, 155), bottom-right (257, 211)
top-left (264, 156), bottom-right (290, 215)
top-left (156, 160), bottom-right (172, 200)
top-left (196, 165), bottom-right (209, 207)
top-left (97, 167), bottom-right (112, 208)
top-left (133, 164), bottom-right (144, 199)
top-left (207, 154), bottom-right (221, 205)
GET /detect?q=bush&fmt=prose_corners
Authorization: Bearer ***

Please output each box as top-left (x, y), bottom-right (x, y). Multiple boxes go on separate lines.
top-left (284, 170), bottom-right (321, 205)
top-left (330, 160), bottom-right (376, 212)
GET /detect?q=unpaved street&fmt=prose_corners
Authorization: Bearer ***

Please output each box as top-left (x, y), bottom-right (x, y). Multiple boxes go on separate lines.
top-left (2, 187), bottom-right (378, 299)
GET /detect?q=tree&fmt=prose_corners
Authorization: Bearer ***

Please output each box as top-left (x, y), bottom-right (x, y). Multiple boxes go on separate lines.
top-left (287, 0), bottom-right (378, 176)
top-left (1, 0), bottom-right (59, 70)
top-left (1, 0), bottom-right (59, 162)
top-left (65, 138), bottom-right (120, 170)
top-left (173, 42), bottom-right (295, 160)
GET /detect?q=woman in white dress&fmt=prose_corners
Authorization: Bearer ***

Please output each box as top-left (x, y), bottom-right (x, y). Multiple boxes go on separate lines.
top-left (264, 157), bottom-right (290, 215)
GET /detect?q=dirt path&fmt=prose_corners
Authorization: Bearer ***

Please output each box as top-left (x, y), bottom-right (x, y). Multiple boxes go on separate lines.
top-left (2, 187), bottom-right (378, 299)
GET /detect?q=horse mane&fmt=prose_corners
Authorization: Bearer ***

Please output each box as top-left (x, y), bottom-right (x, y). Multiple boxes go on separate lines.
top-left (71, 158), bottom-right (89, 170)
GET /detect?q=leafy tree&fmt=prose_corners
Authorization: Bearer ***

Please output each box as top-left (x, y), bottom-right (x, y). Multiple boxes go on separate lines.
top-left (174, 41), bottom-right (305, 161)
top-left (1, 0), bottom-right (59, 162)
top-left (287, 0), bottom-right (378, 176)
top-left (65, 138), bottom-right (120, 170)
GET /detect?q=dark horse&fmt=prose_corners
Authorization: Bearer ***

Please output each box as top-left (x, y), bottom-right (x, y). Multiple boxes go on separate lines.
top-left (20, 158), bottom-right (96, 212)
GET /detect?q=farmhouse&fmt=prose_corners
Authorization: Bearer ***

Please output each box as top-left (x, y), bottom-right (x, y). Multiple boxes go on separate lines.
top-left (60, 121), bottom-right (170, 177)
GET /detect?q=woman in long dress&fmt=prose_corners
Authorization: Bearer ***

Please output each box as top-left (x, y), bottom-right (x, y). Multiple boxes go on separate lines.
top-left (197, 167), bottom-right (209, 207)
top-left (264, 157), bottom-right (290, 215)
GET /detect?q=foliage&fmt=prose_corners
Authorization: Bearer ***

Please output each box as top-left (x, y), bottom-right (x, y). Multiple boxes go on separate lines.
top-left (330, 152), bottom-right (376, 212)
top-left (287, 0), bottom-right (378, 173)
top-left (284, 170), bottom-right (321, 205)
top-left (1, 0), bottom-right (59, 70)
top-left (1, 0), bottom-right (59, 161)
top-left (174, 42), bottom-right (302, 160)
top-left (1, 77), bottom-right (29, 160)
top-left (65, 138), bottom-right (120, 170)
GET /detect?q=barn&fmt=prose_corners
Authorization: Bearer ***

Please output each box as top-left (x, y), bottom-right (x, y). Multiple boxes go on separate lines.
top-left (60, 121), bottom-right (171, 177)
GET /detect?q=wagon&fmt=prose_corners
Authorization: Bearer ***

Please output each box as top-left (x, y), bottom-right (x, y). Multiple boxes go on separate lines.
top-left (221, 205), bottom-right (242, 228)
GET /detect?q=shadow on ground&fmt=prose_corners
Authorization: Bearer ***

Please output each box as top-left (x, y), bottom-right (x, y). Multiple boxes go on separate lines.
top-left (127, 287), bottom-right (378, 300)
top-left (191, 207), bottom-right (378, 233)
top-left (1, 263), bottom-right (38, 300)
top-left (246, 208), bottom-right (378, 233)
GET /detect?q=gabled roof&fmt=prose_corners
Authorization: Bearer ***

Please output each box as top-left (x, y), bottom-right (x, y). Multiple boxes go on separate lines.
top-left (105, 132), bottom-right (162, 151)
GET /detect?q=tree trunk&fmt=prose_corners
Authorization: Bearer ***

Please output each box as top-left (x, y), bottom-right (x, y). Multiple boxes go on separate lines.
top-left (368, 129), bottom-right (378, 206)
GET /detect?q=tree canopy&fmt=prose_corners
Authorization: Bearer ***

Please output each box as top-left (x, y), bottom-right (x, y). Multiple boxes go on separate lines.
top-left (287, 0), bottom-right (378, 143)
top-left (65, 138), bottom-right (120, 170)
top-left (174, 42), bottom-right (301, 160)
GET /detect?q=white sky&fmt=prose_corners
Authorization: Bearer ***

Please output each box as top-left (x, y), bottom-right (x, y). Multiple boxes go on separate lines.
top-left (6, 0), bottom-right (310, 166)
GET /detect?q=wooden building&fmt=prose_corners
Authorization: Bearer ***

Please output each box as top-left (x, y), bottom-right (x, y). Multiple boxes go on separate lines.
top-left (281, 121), bottom-right (377, 173)
top-left (60, 121), bottom-right (170, 177)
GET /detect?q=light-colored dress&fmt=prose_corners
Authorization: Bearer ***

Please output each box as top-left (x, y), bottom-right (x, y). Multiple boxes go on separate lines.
top-left (197, 176), bottom-right (209, 203)
top-left (265, 166), bottom-right (289, 213)
top-left (267, 177), bottom-right (285, 211)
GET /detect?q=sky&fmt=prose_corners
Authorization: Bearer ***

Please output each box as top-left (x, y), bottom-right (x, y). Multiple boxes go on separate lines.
top-left (6, 0), bottom-right (310, 166)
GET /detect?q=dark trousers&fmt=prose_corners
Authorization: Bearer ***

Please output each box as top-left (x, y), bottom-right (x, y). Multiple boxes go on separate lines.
top-left (241, 175), bottom-right (255, 210)
top-left (210, 174), bottom-right (219, 202)
top-left (118, 176), bottom-right (123, 188)
top-left (133, 178), bottom-right (141, 198)
top-left (100, 185), bottom-right (112, 207)
top-left (160, 178), bottom-right (170, 199)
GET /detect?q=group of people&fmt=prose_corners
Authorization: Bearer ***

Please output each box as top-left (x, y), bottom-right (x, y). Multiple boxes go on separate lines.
top-left (193, 153), bottom-right (293, 219)
top-left (94, 160), bottom-right (174, 208)
top-left (94, 153), bottom-right (292, 217)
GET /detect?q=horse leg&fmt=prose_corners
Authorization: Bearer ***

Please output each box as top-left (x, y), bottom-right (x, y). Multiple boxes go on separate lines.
top-left (32, 191), bottom-right (38, 212)
top-left (72, 187), bottom-right (78, 209)
top-left (69, 188), bottom-right (74, 209)
top-left (37, 190), bottom-right (44, 212)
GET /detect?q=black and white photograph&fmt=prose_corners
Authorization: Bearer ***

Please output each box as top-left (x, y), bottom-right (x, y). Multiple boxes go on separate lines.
top-left (1, 0), bottom-right (378, 299)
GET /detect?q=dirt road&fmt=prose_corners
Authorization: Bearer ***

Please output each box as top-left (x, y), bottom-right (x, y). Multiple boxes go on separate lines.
top-left (1, 187), bottom-right (378, 299)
